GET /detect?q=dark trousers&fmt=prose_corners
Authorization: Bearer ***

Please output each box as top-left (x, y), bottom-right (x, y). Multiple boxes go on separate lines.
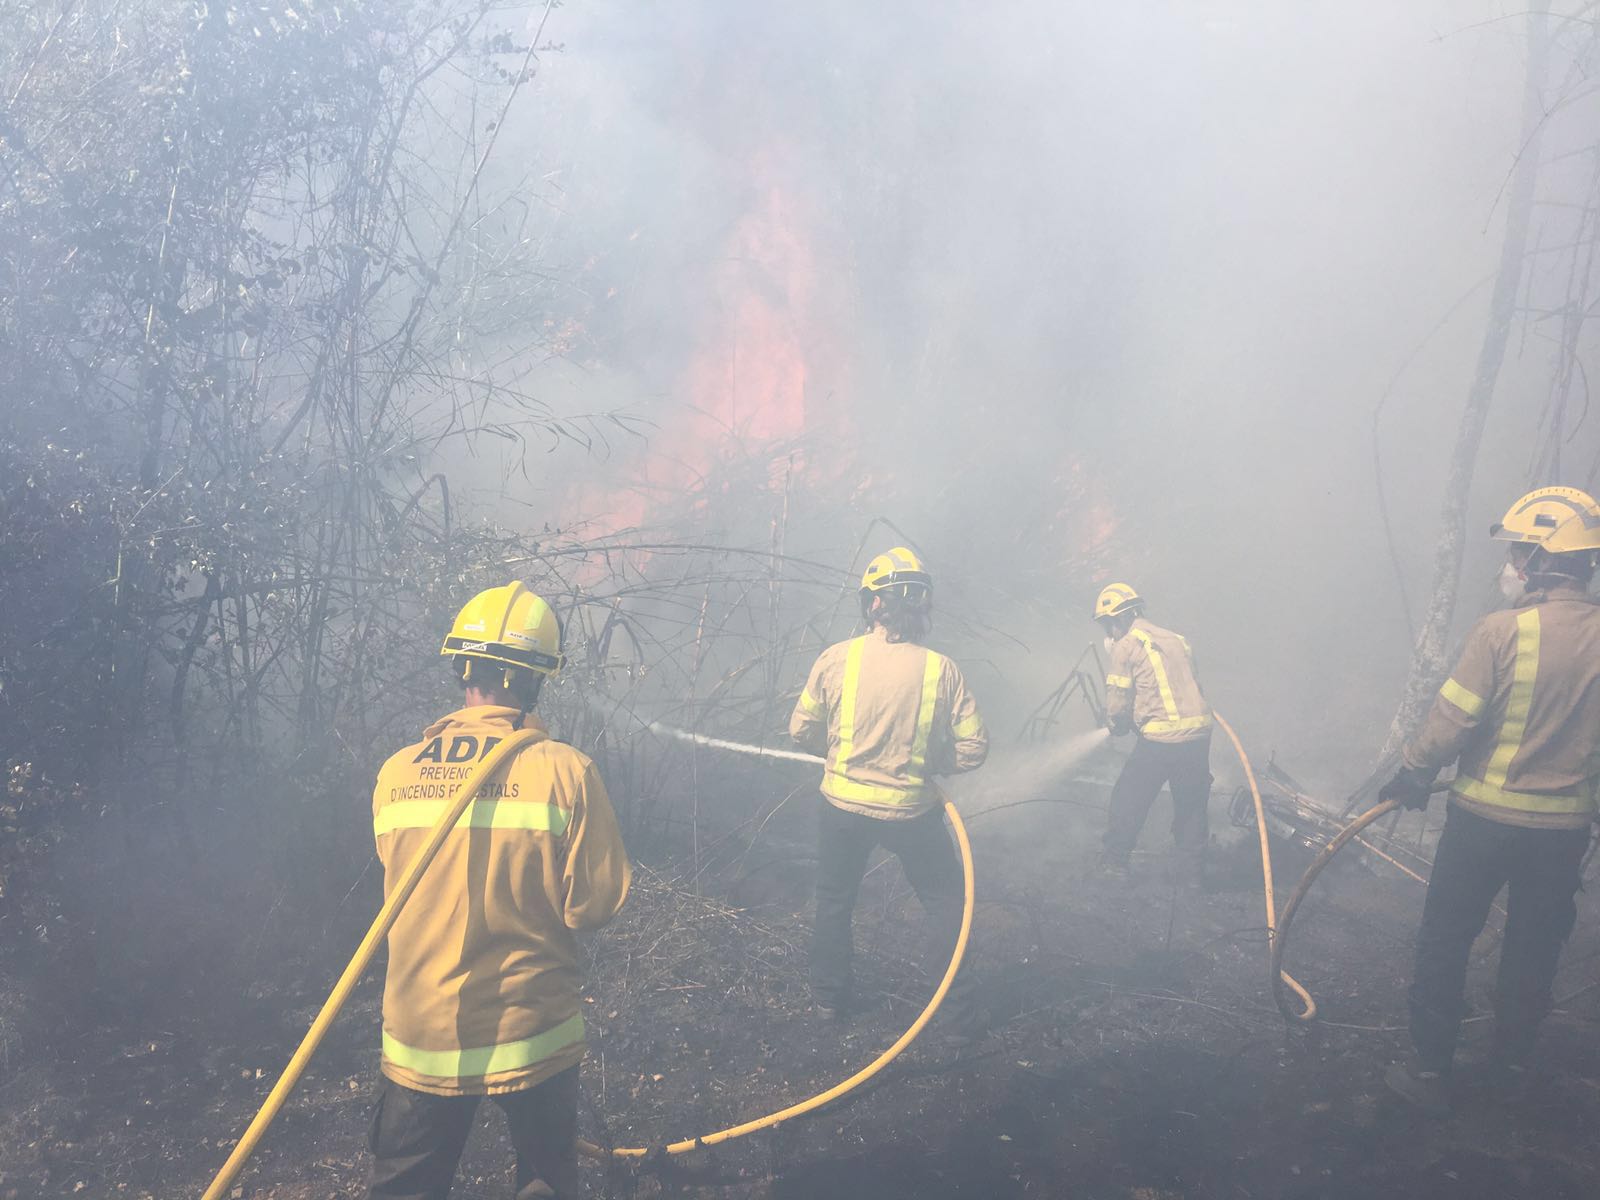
top-left (368, 1066), bottom-right (580, 1200)
top-left (1102, 734), bottom-right (1213, 864)
top-left (1408, 804), bottom-right (1589, 1071)
top-left (810, 799), bottom-right (976, 1023)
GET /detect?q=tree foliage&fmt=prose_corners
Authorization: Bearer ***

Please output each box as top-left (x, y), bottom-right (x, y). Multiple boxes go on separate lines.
top-left (0, 0), bottom-right (606, 906)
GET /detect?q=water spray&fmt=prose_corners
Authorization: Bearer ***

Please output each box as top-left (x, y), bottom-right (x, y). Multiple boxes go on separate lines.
top-left (586, 695), bottom-right (823, 765)
top-left (956, 726), bottom-right (1111, 810)
top-left (645, 722), bottom-right (824, 765)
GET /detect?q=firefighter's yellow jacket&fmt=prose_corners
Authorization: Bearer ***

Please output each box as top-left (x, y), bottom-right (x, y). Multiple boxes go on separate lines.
top-left (1104, 617), bottom-right (1213, 744)
top-left (789, 626), bottom-right (988, 820)
top-left (1403, 582), bottom-right (1600, 830)
top-left (372, 706), bottom-right (631, 1096)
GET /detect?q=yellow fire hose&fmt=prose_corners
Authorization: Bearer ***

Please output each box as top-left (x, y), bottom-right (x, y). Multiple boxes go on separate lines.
top-left (201, 729), bottom-right (973, 1190)
top-left (1213, 712), bottom-right (1318, 1021)
top-left (1268, 796), bottom-right (1403, 1022)
top-left (201, 728), bottom-right (543, 1200)
top-left (578, 798), bottom-right (973, 1159)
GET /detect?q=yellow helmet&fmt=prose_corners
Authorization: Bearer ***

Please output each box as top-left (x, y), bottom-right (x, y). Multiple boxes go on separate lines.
top-left (1491, 486), bottom-right (1600, 555)
top-left (441, 581), bottom-right (563, 684)
top-left (860, 546), bottom-right (931, 594)
top-left (1093, 582), bottom-right (1143, 621)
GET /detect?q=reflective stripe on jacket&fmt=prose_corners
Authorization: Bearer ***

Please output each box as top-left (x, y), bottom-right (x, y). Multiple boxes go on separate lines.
top-left (372, 706), bottom-right (631, 1096)
top-left (1403, 584), bottom-right (1600, 830)
top-left (1104, 618), bottom-right (1213, 744)
top-left (789, 627), bottom-right (988, 819)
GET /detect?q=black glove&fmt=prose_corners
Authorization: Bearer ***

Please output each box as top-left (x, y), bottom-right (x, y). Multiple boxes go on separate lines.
top-left (1378, 767), bottom-right (1434, 811)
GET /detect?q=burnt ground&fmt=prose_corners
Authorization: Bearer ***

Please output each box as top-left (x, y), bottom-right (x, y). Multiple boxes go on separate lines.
top-left (1, 788), bottom-right (1598, 1200)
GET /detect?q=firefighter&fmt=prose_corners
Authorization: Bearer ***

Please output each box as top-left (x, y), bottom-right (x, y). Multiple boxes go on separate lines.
top-left (1094, 583), bottom-right (1215, 883)
top-left (367, 582), bottom-right (631, 1199)
top-left (1382, 487), bottom-right (1600, 1116)
top-left (790, 547), bottom-right (989, 1037)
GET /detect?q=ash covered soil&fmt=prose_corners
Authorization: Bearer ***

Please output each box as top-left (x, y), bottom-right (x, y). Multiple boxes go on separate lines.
top-left (2, 793), bottom-right (1597, 1200)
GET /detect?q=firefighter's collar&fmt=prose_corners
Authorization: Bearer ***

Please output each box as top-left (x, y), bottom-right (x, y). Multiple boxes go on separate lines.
top-left (422, 706), bottom-right (549, 739)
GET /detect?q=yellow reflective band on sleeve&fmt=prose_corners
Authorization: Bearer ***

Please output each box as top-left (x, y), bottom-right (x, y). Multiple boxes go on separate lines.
top-left (374, 798), bottom-right (571, 839)
top-left (952, 710), bottom-right (985, 739)
top-left (382, 1013), bottom-right (585, 1080)
top-left (1439, 677), bottom-right (1487, 719)
top-left (1105, 673), bottom-right (1133, 689)
top-left (906, 651), bottom-right (944, 780)
top-left (829, 637), bottom-right (867, 797)
top-left (796, 688), bottom-right (822, 715)
top-left (1142, 714), bottom-right (1214, 735)
top-left (1132, 629), bottom-right (1181, 721)
top-left (1484, 609), bottom-right (1541, 795)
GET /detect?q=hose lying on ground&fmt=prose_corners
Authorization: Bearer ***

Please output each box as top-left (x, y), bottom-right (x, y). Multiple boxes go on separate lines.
top-left (1268, 796), bottom-right (1402, 1022)
top-left (1213, 712), bottom-right (1318, 1022)
top-left (201, 728), bottom-right (544, 1200)
top-left (571, 720), bottom-right (979, 1156)
top-left (578, 797), bottom-right (974, 1159)
top-left (1270, 777), bottom-right (1486, 1022)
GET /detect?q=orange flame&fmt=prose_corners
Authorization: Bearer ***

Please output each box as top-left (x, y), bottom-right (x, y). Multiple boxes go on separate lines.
top-left (577, 178), bottom-right (827, 541)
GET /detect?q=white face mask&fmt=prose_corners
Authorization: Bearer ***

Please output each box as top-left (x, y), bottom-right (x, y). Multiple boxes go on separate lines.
top-left (1499, 562), bottom-right (1525, 601)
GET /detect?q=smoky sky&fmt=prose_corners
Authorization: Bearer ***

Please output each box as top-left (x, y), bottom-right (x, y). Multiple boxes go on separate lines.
top-left (451, 2), bottom-right (1600, 793)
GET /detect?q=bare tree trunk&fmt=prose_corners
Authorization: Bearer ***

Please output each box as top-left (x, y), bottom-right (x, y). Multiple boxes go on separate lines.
top-left (1373, 1), bottom-right (1551, 772)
